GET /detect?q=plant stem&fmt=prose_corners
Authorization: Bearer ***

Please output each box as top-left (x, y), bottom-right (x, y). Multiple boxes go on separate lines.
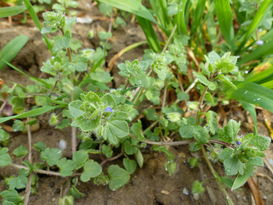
top-left (26, 123), bottom-right (32, 163)
top-left (185, 79), bottom-right (198, 94)
top-left (132, 87), bottom-right (145, 105)
top-left (48, 74), bottom-right (60, 96)
top-left (0, 100), bottom-right (7, 115)
top-left (161, 84), bottom-right (168, 109)
top-left (143, 139), bottom-right (233, 148)
top-left (201, 146), bottom-right (234, 205)
top-left (162, 25), bottom-right (177, 52)
top-left (209, 139), bottom-right (233, 148)
top-left (187, 48), bottom-right (200, 69)
top-left (71, 127), bottom-right (77, 154)
top-left (144, 139), bottom-right (191, 146)
top-left (24, 123), bottom-right (33, 205)
top-left (10, 164), bottom-right (80, 177)
top-left (197, 87), bottom-right (208, 123)
top-left (131, 69), bottom-right (152, 104)
top-left (199, 87), bottom-right (208, 110)
top-left (100, 152), bottom-right (123, 166)
top-left (24, 174), bottom-right (33, 205)
top-left (132, 25), bottom-right (177, 105)
top-left (23, 0), bottom-right (52, 51)
top-left (108, 41), bottom-right (147, 71)
top-left (143, 120), bottom-right (159, 134)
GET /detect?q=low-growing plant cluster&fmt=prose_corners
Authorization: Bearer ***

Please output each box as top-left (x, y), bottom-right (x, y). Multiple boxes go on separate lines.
top-left (1, 0), bottom-right (273, 204)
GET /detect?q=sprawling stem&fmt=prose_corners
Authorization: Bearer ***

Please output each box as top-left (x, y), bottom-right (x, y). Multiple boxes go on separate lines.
top-left (100, 152), bottom-right (123, 166)
top-left (24, 123), bottom-right (33, 205)
top-left (108, 42), bottom-right (147, 71)
top-left (185, 79), bottom-right (198, 94)
top-left (132, 25), bottom-right (178, 105)
top-left (11, 164), bottom-right (80, 177)
top-left (196, 86), bottom-right (208, 123)
top-left (201, 146), bottom-right (234, 205)
top-left (71, 127), bottom-right (77, 154)
top-left (161, 84), bottom-right (168, 109)
top-left (162, 25), bottom-right (177, 52)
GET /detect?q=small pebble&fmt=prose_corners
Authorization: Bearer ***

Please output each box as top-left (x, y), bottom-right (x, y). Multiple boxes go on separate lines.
top-left (58, 139), bottom-right (67, 150)
top-left (182, 187), bottom-right (189, 195)
top-left (193, 193), bottom-right (200, 200)
top-left (161, 190), bottom-right (170, 195)
top-left (76, 17), bottom-right (93, 24)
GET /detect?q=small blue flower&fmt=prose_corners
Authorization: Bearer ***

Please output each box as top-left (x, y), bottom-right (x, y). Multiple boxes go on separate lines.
top-left (236, 141), bottom-right (242, 145)
top-left (256, 40), bottom-right (264, 46)
top-left (104, 106), bottom-right (113, 112)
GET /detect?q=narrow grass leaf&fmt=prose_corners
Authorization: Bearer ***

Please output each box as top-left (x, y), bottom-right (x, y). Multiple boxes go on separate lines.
top-left (149, 0), bottom-right (169, 30)
top-left (191, 0), bottom-right (206, 34)
top-left (98, 0), bottom-right (156, 23)
top-left (4, 61), bottom-right (51, 88)
top-left (240, 66), bottom-right (273, 89)
top-left (23, 0), bottom-right (41, 30)
top-left (0, 6), bottom-right (26, 18)
top-left (261, 80), bottom-right (273, 89)
top-left (238, 0), bottom-right (273, 51)
top-left (214, 0), bottom-right (235, 49)
top-left (246, 67), bottom-right (273, 83)
top-left (0, 106), bottom-right (59, 123)
top-left (261, 29), bottom-right (273, 42)
top-left (175, 1), bottom-right (187, 35)
top-left (245, 66), bottom-right (273, 89)
top-left (0, 35), bottom-right (28, 70)
top-left (137, 17), bottom-right (161, 52)
top-left (230, 82), bottom-right (273, 113)
top-left (239, 41), bottom-right (273, 64)
top-left (23, 0), bottom-right (52, 50)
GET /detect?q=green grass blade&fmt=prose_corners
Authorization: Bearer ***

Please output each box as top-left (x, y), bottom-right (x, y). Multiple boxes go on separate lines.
top-left (175, 0), bottom-right (188, 35)
top-left (0, 106), bottom-right (59, 123)
top-left (246, 67), bottom-right (273, 83)
top-left (237, 0), bottom-right (273, 51)
top-left (191, 0), bottom-right (206, 35)
top-left (214, 0), bottom-right (235, 49)
top-left (23, 0), bottom-right (52, 51)
top-left (23, 0), bottom-right (41, 30)
top-left (136, 17), bottom-right (161, 52)
top-left (261, 80), bottom-right (273, 89)
top-left (4, 61), bottom-right (51, 88)
top-left (238, 40), bottom-right (273, 64)
top-left (0, 6), bottom-right (26, 18)
top-left (230, 82), bottom-right (273, 113)
top-left (98, 0), bottom-right (156, 23)
top-left (261, 29), bottom-right (273, 42)
top-left (149, 0), bottom-right (169, 31)
top-left (0, 35), bottom-right (29, 70)
top-left (244, 66), bottom-right (273, 89)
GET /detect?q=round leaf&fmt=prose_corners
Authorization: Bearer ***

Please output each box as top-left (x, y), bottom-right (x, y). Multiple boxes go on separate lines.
top-left (80, 160), bottom-right (102, 182)
top-left (108, 165), bottom-right (130, 191)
